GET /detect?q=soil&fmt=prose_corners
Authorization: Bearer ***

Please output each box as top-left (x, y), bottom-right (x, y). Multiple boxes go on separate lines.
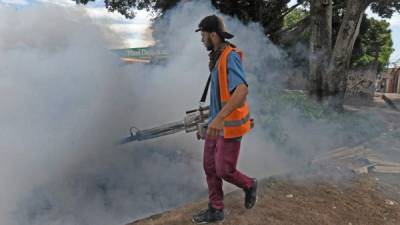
top-left (127, 173), bottom-right (400, 225)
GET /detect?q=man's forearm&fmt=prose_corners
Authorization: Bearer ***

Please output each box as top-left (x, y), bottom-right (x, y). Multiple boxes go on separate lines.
top-left (216, 84), bottom-right (248, 120)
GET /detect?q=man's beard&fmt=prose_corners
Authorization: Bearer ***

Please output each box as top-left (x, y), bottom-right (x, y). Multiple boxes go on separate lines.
top-left (206, 43), bottom-right (213, 51)
top-left (205, 37), bottom-right (214, 51)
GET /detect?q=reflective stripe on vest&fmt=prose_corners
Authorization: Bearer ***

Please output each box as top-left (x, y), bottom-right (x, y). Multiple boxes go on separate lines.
top-left (224, 113), bottom-right (250, 127)
top-left (217, 45), bottom-right (251, 138)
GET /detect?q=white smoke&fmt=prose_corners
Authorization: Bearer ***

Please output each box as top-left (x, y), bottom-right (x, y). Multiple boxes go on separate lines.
top-left (0, 1), bottom-right (391, 225)
top-left (0, 4), bottom-right (206, 225)
top-left (0, 2), bottom-right (286, 225)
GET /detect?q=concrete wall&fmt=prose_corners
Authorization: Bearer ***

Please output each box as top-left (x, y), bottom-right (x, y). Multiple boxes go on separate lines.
top-left (345, 65), bottom-right (377, 106)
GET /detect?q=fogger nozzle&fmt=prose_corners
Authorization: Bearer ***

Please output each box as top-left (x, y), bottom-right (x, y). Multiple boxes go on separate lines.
top-left (117, 106), bottom-right (210, 146)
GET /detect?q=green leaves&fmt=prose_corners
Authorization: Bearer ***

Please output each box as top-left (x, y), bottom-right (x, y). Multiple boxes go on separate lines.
top-left (352, 18), bottom-right (394, 72)
top-left (370, 0), bottom-right (400, 18)
top-left (284, 8), bottom-right (309, 28)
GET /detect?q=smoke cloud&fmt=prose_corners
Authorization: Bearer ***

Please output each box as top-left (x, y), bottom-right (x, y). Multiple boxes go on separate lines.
top-left (0, 1), bottom-right (392, 225)
top-left (0, 3), bottom-right (206, 225)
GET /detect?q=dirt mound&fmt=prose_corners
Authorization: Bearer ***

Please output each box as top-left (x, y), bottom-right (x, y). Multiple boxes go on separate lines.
top-left (127, 173), bottom-right (400, 225)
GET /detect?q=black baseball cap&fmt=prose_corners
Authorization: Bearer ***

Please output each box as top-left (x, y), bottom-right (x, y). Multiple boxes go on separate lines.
top-left (195, 15), bottom-right (234, 39)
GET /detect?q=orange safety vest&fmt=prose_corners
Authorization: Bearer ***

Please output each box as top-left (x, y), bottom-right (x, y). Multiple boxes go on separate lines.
top-left (217, 45), bottom-right (252, 138)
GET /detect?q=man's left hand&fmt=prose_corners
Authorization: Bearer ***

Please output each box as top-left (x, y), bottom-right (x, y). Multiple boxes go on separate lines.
top-left (207, 115), bottom-right (224, 138)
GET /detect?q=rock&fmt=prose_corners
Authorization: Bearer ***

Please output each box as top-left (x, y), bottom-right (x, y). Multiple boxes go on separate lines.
top-left (286, 194), bottom-right (294, 198)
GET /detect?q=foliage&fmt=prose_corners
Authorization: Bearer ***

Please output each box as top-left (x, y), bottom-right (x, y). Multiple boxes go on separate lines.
top-left (284, 7), bottom-right (308, 28)
top-left (370, 0), bottom-right (400, 18)
top-left (352, 18), bottom-right (394, 72)
top-left (210, 0), bottom-right (290, 36)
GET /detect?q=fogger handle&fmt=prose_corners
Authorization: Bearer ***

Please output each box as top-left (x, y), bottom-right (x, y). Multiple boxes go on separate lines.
top-left (196, 122), bottom-right (208, 140)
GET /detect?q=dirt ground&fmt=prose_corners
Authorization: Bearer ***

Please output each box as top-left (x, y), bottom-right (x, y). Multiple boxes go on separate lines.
top-left (127, 173), bottom-right (400, 225)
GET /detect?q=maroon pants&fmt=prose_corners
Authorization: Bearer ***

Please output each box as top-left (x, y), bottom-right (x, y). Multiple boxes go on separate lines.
top-left (203, 136), bottom-right (253, 209)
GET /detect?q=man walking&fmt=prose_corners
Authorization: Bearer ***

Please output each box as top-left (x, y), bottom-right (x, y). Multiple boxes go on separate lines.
top-left (192, 15), bottom-right (257, 224)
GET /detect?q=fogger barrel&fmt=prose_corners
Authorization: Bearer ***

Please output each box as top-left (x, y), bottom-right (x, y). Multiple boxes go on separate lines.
top-left (118, 106), bottom-right (209, 145)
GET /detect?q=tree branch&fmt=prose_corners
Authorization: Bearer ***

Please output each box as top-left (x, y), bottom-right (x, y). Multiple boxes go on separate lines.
top-left (271, 15), bottom-right (311, 45)
top-left (280, 2), bottom-right (303, 19)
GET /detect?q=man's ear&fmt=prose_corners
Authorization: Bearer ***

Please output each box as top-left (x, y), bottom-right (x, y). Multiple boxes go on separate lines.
top-left (210, 32), bottom-right (218, 39)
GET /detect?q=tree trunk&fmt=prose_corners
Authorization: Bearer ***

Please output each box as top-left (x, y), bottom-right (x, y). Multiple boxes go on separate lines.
top-left (326, 0), bottom-right (368, 111)
top-left (309, 0), bottom-right (332, 102)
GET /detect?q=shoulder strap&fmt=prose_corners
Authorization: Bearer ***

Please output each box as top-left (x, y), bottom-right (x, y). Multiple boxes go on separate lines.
top-left (199, 73), bottom-right (211, 105)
